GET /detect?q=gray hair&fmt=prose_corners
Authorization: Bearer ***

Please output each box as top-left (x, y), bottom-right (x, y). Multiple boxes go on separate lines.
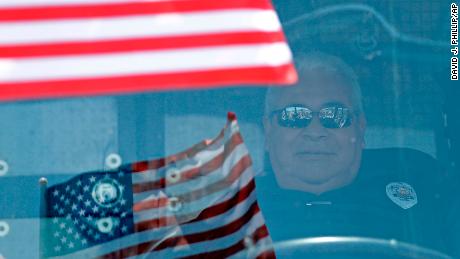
top-left (264, 52), bottom-right (363, 116)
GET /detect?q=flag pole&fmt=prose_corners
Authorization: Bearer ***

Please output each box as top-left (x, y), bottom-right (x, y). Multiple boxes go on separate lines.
top-left (39, 177), bottom-right (48, 259)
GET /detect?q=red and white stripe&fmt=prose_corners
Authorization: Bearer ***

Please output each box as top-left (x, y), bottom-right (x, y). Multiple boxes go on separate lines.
top-left (0, 0), bottom-right (297, 101)
top-left (50, 113), bottom-right (275, 258)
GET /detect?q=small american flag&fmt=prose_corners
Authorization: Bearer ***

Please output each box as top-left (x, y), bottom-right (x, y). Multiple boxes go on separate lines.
top-left (42, 112), bottom-right (275, 258)
top-left (0, 0), bottom-right (297, 101)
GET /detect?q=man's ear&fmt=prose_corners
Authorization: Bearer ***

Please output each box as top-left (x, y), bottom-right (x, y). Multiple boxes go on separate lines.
top-left (357, 113), bottom-right (367, 148)
top-left (358, 113), bottom-right (366, 131)
top-left (263, 117), bottom-right (271, 151)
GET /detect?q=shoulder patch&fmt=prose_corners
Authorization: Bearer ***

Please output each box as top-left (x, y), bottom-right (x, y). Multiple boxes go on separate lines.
top-left (386, 182), bottom-right (418, 209)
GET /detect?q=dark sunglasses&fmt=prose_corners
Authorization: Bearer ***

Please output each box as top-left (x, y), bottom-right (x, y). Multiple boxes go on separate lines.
top-left (269, 103), bottom-right (355, 129)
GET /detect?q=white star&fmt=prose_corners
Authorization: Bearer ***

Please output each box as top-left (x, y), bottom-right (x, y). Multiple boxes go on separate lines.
top-left (81, 239), bottom-right (87, 245)
top-left (74, 233), bottom-right (80, 240)
top-left (53, 190), bottom-right (59, 197)
top-left (119, 185), bottom-right (125, 192)
top-left (65, 185), bottom-right (70, 192)
top-left (60, 195), bottom-right (65, 201)
top-left (52, 217), bottom-right (59, 224)
top-left (84, 200), bottom-right (91, 207)
top-left (70, 189), bottom-right (76, 196)
top-left (80, 224), bottom-right (86, 230)
top-left (53, 204), bottom-right (59, 211)
top-left (71, 204), bottom-right (78, 211)
top-left (118, 171), bottom-right (125, 178)
top-left (121, 225), bottom-right (128, 233)
top-left (83, 185), bottom-right (89, 192)
top-left (89, 176), bottom-right (96, 183)
top-left (87, 229), bottom-right (93, 235)
top-left (66, 227), bottom-right (73, 234)
top-left (94, 233), bottom-right (100, 240)
top-left (120, 198), bottom-right (126, 206)
top-left (65, 214), bottom-right (71, 220)
top-left (58, 208), bottom-right (64, 215)
top-left (120, 212), bottom-right (127, 218)
top-left (92, 205), bottom-right (99, 213)
top-left (73, 218), bottom-right (79, 225)
top-left (87, 215), bottom-right (93, 222)
top-left (64, 198), bottom-right (70, 205)
top-left (68, 242), bottom-right (74, 249)
top-left (60, 236), bottom-right (67, 244)
top-left (59, 222), bottom-right (66, 229)
top-left (54, 246), bottom-right (61, 252)
top-left (77, 194), bottom-right (83, 201)
top-left (76, 180), bottom-right (82, 186)
top-left (79, 209), bottom-right (85, 216)
top-left (113, 207), bottom-right (120, 213)
top-left (54, 231), bottom-right (60, 237)
top-left (113, 220), bottom-right (120, 227)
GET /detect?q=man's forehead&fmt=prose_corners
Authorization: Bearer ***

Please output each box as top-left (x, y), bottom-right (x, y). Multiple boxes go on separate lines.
top-left (270, 78), bottom-right (354, 110)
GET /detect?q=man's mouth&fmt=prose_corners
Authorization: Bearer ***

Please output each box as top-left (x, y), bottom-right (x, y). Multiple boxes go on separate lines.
top-left (295, 151), bottom-right (336, 159)
top-left (296, 151), bottom-right (335, 154)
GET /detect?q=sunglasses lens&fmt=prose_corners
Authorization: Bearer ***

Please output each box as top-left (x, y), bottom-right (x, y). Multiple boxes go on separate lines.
top-left (319, 106), bottom-right (351, 128)
top-left (277, 107), bottom-right (312, 128)
top-left (274, 105), bottom-right (352, 129)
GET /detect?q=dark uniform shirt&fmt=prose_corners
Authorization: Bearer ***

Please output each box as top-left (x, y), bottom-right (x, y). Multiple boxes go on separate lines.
top-left (255, 148), bottom-right (448, 254)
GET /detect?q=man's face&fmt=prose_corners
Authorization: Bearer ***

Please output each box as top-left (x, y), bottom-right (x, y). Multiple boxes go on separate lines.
top-left (264, 69), bottom-right (366, 193)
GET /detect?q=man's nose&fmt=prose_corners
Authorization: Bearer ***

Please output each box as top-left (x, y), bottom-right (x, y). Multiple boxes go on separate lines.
top-left (300, 117), bottom-right (328, 140)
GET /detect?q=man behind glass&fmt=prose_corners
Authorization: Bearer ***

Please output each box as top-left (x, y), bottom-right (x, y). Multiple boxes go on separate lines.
top-left (258, 52), bottom-right (448, 254)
